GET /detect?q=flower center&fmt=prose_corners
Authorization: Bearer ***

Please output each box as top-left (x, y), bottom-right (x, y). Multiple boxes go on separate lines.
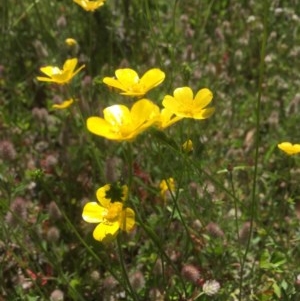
top-left (129, 83), bottom-right (146, 94)
top-left (105, 203), bottom-right (123, 221)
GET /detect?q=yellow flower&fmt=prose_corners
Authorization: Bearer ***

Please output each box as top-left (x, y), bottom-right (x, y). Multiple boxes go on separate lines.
top-left (52, 98), bottom-right (74, 109)
top-left (278, 142), bottom-right (300, 155)
top-left (159, 178), bottom-right (176, 201)
top-left (36, 58), bottom-right (85, 85)
top-left (162, 87), bottom-right (215, 119)
top-left (87, 99), bottom-right (160, 141)
top-left (103, 68), bottom-right (165, 97)
top-left (73, 0), bottom-right (106, 11)
top-left (182, 139), bottom-right (193, 152)
top-left (155, 108), bottom-right (183, 129)
top-left (65, 38), bottom-right (77, 46)
top-left (82, 184), bottom-right (135, 243)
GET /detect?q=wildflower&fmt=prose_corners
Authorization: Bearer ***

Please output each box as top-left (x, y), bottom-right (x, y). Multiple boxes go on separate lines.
top-left (202, 280), bottom-right (221, 296)
top-left (129, 271), bottom-right (145, 291)
top-left (48, 201), bottom-right (62, 221)
top-left (50, 289), bottom-right (64, 301)
top-left (90, 270), bottom-right (101, 282)
top-left (278, 142), bottom-right (300, 155)
top-left (73, 0), bottom-right (106, 11)
top-left (159, 178), bottom-right (175, 201)
top-left (32, 107), bottom-right (49, 122)
top-left (56, 15), bottom-right (67, 28)
top-left (87, 99), bottom-right (160, 141)
top-left (103, 68), bottom-right (165, 97)
top-left (181, 264), bottom-right (201, 284)
top-left (37, 58), bottom-right (85, 85)
top-left (0, 140), bottom-right (16, 160)
top-left (162, 87), bottom-right (215, 119)
top-left (82, 184), bottom-right (135, 242)
top-left (182, 139), bottom-right (193, 152)
top-left (155, 108), bottom-right (183, 129)
top-left (65, 38), bottom-right (77, 46)
top-left (206, 222), bottom-right (224, 238)
top-left (52, 98), bottom-right (74, 109)
top-left (47, 226), bottom-right (60, 243)
top-left (5, 197), bottom-right (27, 226)
top-left (33, 40), bottom-right (48, 58)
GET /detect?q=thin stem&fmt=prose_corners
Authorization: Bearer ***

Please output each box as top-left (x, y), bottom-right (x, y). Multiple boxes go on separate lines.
top-left (238, 1), bottom-right (269, 299)
top-left (117, 235), bottom-right (139, 301)
top-left (228, 170), bottom-right (241, 251)
top-left (134, 210), bottom-right (187, 294)
top-left (61, 210), bottom-right (131, 295)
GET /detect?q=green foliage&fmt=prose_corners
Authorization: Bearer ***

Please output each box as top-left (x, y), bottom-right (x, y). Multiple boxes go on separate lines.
top-left (1, 0), bottom-right (300, 300)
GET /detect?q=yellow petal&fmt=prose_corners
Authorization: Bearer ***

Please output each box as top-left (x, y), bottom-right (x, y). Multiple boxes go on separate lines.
top-left (96, 185), bottom-right (111, 208)
top-left (87, 117), bottom-right (120, 140)
top-left (119, 208), bottom-right (135, 232)
top-left (173, 87), bottom-right (194, 103)
top-left (63, 58), bottom-right (77, 72)
top-left (103, 77), bottom-right (126, 91)
top-left (131, 99), bottom-right (160, 123)
top-left (140, 68), bottom-right (165, 90)
top-left (40, 66), bottom-right (62, 77)
top-left (115, 68), bottom-right (139, 87)
top-left (194, 88), bottom-right (213, 108)
top-left (93, 222), bottom-right (119, 242)
top-left (103, 105), bottom-right (130, 126)
top-left (278, 142), bottom-right (300, 155)
top-left (36, 76), bottom-right (57, 83)
top-left (73, 0), bottom-right (105, 11)
top-left (162, 95), bottom-right (177, 111)
top-left (192, 107), bottom-right (215, 119)
top-left (82, 202), bottom-right (106, 223)
top-left (71, 63), bottom-right (85, 78)
top-left (157, 108), bottom-right (183, 129)
top-left (52, 98), bottom-right (74, 109)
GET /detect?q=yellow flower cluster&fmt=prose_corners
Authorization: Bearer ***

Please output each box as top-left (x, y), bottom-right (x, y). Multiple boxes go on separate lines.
top-left (87, 67), bottom-right (215, 141)
top-left (36, 61), bottom-right (215, 242)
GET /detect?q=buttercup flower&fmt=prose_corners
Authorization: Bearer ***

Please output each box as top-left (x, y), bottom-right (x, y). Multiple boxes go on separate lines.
top-left (182, 139), bottom-right (193, 152)
top-left (87, 99), bottom-right (160, 141)
top-left (82, 184), bottom-right (135, 243)
top-left (37, 58), bottom-right (85, 85)
top-left (278, 142), bottom-right (300, 155)
top-left (103, 68), bottom-right (165, 97)
top-left (73, 0), bottom-right (106, 11)
top-left (155, 108), bottom-right (183, 129)
top-left (162, 87), bottom-right (215, 119)
top-left (65, 38), bottom-right (77, 46)
top-left (52, 98), bottom-right (74, 109)
top-left (159, 178), bottom-right (176, 201)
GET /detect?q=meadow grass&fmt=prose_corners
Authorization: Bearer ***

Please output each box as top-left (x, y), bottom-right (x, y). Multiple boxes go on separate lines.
top-left (1, 0), bottom-right (300, 300)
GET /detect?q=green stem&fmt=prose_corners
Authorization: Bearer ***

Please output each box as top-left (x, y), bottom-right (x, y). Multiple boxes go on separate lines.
top-left (228, 170), bottom-right (242, 262)
top-left (117, 235), bottom-right (139, 301)
top-left (133, 205), bottom-right (187, 294)
top-left (238, 1), bottom-right (269, 299)
top-left (61, 210), bottom-right (132, 296)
